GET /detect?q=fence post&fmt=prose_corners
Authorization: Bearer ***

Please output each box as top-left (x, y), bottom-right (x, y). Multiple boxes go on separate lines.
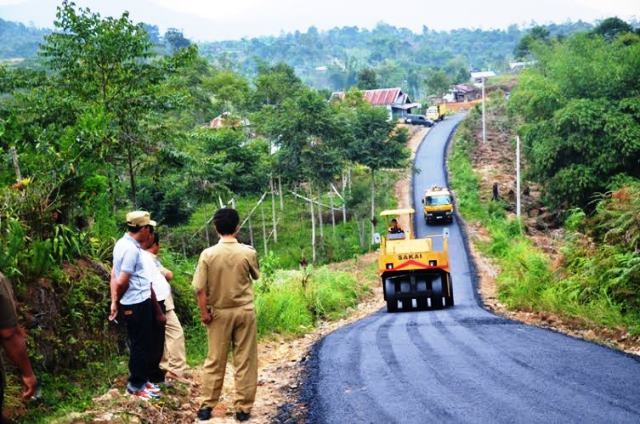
top-left (261, 205), bottom-right (268, 254)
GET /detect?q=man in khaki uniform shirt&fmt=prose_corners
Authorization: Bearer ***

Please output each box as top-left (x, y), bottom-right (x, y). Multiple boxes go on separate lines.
top-left (193, 208), bottom-right (259, 422)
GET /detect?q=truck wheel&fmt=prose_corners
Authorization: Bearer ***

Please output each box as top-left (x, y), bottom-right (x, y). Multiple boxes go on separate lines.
top-left (431, 276), bottom-right (444, 309)
top-left (386, 299), bottom-right (398, 313)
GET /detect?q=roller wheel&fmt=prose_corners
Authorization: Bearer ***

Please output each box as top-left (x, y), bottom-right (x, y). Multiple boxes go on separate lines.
top-left (386, 299), bottom-right (398, 313)
top-left (431, 276), bottom-right (444, 309)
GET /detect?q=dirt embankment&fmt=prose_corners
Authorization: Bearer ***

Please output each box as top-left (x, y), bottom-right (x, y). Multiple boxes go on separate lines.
top-left (459, 116), bottom-right (640, 357)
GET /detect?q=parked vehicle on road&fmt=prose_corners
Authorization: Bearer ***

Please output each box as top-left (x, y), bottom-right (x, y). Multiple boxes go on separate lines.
top-left (426, 103), bottom-right (448, 121)
top-left (404, 114), bottom-right (434, 127)
top-left (375, 208), bottom-right (454, 312)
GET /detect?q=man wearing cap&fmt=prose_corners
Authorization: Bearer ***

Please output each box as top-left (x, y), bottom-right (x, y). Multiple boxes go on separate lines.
top-left (193, 208), bottom-right (259, 422)
top-left (109, 211), bottom-right (163, 400)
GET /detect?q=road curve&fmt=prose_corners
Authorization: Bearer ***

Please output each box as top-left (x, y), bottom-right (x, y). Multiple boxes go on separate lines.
top-left (301, 114), bottom-right (640, 424)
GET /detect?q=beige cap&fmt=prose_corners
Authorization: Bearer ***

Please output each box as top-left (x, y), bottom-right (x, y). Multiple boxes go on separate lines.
top-left (126, 210), bottom-right (157, 227)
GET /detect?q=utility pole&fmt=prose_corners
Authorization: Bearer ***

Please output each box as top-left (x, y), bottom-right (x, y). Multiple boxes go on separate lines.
top-left (482, 77), bottom-right (486, 144)
top-left (516, 135), bottom-right (521, 220)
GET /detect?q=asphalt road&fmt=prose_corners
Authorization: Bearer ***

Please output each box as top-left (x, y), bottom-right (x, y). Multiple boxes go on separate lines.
top-left (302, 114), bottom-right (640, 424)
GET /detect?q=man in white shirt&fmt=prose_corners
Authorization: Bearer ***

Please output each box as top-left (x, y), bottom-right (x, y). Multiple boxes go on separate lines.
top-left (144, 233), bottom-right (187, 381)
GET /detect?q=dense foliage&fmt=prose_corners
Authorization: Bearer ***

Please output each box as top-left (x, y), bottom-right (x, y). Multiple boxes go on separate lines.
top-left (510, 27), bottom-right (640, 211)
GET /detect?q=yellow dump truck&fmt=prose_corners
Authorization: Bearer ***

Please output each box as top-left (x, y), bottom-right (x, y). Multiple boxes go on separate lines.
top-left (426, 103), bottom-right (447, 121)
top-left (422, 185), bottom-right (454, 224)
top-left (377, 209), bottom-right (454, 312)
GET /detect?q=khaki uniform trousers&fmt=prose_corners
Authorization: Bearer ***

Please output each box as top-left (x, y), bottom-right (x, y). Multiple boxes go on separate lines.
top-left (159, 308), bottom-right (187, 376)
top-left (201, 303), bottom-right (257, 413)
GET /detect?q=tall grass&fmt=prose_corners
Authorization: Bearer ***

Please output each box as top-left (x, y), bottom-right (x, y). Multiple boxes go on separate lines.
top-left (185, 265), bottom-right (367, 363)
top-left (450, 116), bottom-right (640, 335)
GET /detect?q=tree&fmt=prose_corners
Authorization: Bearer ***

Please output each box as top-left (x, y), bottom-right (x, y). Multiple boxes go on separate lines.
top-left (592, 17), bottom-right (634, 41)
top-left (337, 93), bottom-right (410, 242)
top-left (424, 68), bottom-right (450, 97)
top-left (203, 70), bottom-right (250, 114)
top-left (252, 63), bottom-right (303, 108)
top-left (514, 26), bottom-right (550, 59)
top-left (357, 68), bottom-right (378, 89)
top-left (164, 28), bottom-right (191, 52)
top-left (510, 32), bottom-right (640, 211)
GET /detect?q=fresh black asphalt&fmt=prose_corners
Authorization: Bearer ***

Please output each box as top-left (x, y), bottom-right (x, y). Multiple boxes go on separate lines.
top-left (300, 114), bottom-right (640, 424)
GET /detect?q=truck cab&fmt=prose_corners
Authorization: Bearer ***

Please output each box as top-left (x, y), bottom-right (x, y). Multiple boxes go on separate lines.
top-left (422, 185), bottom-right (454, 224)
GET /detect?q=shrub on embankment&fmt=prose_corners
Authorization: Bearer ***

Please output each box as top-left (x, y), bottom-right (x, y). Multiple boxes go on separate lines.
top-left (450, 110), bottom-right (640, 336)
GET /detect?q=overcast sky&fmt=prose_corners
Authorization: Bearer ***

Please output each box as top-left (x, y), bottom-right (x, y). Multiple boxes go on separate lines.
top-left (0, 0), bottom-right (637, 41)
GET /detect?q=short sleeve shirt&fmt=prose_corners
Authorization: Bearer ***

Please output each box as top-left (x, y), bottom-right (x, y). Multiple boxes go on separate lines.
top-left (112, 233), bottom-right (152, 305)
top-left (141, 250), bottom-right (171, 303)
top-left (192, 239), bottom-right (260, 309)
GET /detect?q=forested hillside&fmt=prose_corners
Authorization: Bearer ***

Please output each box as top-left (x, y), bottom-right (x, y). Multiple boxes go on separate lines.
top-left (199, 21), bottom-right (594, 95)
top-left (0, 18), bottom-right (49, 59)
top-left (2, 14), bottom-right (597, 98)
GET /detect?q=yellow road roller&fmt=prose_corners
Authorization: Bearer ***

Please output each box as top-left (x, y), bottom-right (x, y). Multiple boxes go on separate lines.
top-left (376, 208), bottom-right (454, 312)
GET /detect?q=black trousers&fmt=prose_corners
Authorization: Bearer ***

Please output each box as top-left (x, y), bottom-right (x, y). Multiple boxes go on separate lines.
top-left (121, 298), bottom-right (153, 390)
top-left (148, 300), bottom-right (166, 384)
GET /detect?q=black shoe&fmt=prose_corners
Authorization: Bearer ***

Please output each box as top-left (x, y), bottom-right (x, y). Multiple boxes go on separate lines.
top-left (197, 407), bottom-right (212, 421)
top-left (235, 411), bottom-right (251, 421)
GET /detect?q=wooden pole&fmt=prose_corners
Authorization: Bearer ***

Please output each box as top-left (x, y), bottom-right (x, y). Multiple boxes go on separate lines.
top-left (330, 193), bottom-right (336, 236)
top-left (278, 176), bottom-right (283, 210)
top-left (205, 221), bottom-right (210, 246)
top-left (332, 183), bottom-right (347, 225)
top-left (370, 170), bottom-right (376, 247)
top-left (309, 187), bottom-right (316, 263)
top-left (317, 188), bottom-right (324, 239)
top-left (9, 147), bottom-right (21, 182)
top-left (249, 216), bottom-right (254, 247)
top-left (270, 176), bottom-right (277, 243)
top-left (261, 205), bottom-right (268, 254)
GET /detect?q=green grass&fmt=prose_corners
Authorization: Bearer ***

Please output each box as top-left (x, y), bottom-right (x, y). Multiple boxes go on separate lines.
top-left (185, 264), bottom-right (367, 364)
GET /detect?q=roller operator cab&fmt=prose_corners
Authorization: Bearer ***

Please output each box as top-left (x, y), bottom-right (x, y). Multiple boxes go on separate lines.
top-left (375, 209), bottom-right (454, 312)
top-left (423, 185), bottom-right (454, 224)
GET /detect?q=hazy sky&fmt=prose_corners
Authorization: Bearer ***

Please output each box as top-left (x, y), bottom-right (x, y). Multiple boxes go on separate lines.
top-left (0, 0), bottom-right (637, 41)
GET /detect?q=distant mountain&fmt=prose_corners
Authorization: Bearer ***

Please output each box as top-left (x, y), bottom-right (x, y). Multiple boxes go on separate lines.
top-left (0, 15), bottom-right (594, 97)
top-left (0, 18), bottom-right (50, 60)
